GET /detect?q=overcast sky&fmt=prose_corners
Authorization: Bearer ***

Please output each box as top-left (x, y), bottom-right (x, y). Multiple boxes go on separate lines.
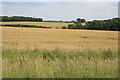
top-left (2, 2), bottom-right (118, 21)
top-left (1, 0), bottom-right (120, 2)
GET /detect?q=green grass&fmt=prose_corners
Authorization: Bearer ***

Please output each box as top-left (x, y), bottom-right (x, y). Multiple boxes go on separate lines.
top-left (2, 49), bottom-right (118, 78)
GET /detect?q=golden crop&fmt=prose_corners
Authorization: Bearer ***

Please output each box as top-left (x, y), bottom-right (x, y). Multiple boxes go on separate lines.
top-left (2, 26), bottom-right (118, 51)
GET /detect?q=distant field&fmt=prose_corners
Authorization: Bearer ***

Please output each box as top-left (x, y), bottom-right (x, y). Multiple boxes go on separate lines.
top-left (2, 27), bottom-right (118, 51)
top-left (1, 22), bottom-right (74, 28)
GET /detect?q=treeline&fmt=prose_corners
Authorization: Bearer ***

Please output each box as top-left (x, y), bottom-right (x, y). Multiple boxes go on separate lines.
top-left (0, 16), bottom-right (43, 22)
top-left (1, 24), bottom-right (51, 28)
top-left (67, 18), bottom-right (120, 31)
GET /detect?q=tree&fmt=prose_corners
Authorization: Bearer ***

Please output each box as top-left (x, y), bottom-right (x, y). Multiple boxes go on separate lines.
top-left (68, 24), bottom-right (74, 29)
top-left (71, 20), bottom-right (75, 23)
top-left (81, 19), bottom-right (86, 23)
top-left (74, 23), bottom-right (83, 29)
top-left (1, 16), bottom-right (43, 22)
top-left (76, 18), bottom-right (86, 23)
top-left (85, 18), bottom-right (120, 31)
top-left (76, 18), bottom-right (81, 22)
top-left (62, 26), bottom-right (67, 29)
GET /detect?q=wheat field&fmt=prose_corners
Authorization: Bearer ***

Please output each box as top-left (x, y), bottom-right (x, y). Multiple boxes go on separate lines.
top-left (2, 26), bottom-right (118, 51)
top-left (2, 26), bottom-right (118, 78)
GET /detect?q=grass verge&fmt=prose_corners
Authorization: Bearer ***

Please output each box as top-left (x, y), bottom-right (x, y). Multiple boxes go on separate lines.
top-left (2, 48), bottom-right (118, 78)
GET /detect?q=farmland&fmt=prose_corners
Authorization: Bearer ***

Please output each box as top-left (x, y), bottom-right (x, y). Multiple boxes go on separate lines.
top-left (2, 26), bottom-right (118, 78)
top-left (2, 27), bottom-right (118, 51)
top-left (1, 22), bottom-right (74, 28)
top-left (1, 1), bottom-right (119, 78)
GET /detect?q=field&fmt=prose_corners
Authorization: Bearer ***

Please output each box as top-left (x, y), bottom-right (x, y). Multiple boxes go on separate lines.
top-left (1, 22), bottom-right (74, 28)
top-left (2, 26), bottom-right (118, 78)
top-left (2, 27), bottom-right (118, 51)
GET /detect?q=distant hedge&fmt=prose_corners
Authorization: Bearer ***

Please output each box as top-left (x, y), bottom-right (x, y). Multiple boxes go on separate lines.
top-left (61, 26), bottom-right (67, 29)
top-left (1, 24), bottom-right (51, 28)
top-left (0, 16), bottom-right (43, 22)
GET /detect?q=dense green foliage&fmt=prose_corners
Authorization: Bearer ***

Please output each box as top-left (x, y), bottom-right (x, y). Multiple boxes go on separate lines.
top-left (68, 24), bottom-right (75, 29)
top-left (68, 18), bottom-right (120, 31)
top-left (0, 16), bottom-right (43, 22)
top-left (76, 18), bottom-right (86, 23)
top-left (86, 18), bottom-right (120, 31)
top-left (68, 23), bottom-right (83, 29)
top-left (61, 26), bottom-right (67, 29)
top-left (1, 24), bottom-right (51, 28)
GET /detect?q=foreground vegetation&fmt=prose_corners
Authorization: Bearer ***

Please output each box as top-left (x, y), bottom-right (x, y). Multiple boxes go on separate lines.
top-left (2, 48), bottom-right (118, 78)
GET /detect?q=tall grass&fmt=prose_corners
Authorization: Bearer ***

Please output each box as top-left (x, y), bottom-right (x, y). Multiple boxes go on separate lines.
top-left (2, 48), bottom-right (118, 78)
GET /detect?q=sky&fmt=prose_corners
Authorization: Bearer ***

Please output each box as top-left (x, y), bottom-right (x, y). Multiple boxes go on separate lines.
top-left (1, 0), bottom-right (120, 2)
top-left (1, 2), bottom-right (119, 21)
